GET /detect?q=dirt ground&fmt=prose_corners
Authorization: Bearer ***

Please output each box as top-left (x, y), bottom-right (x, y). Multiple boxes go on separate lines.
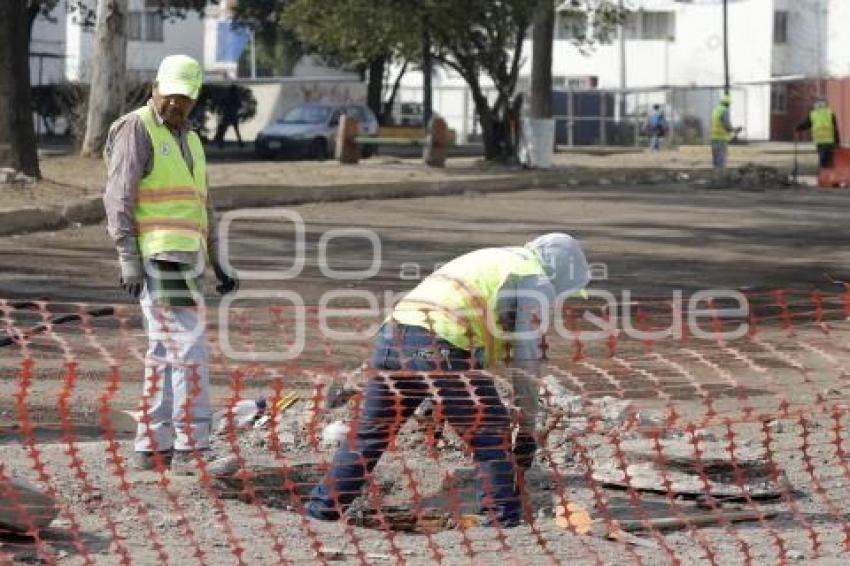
top-left (0, 144), bottom-right (818, 211)
top-left (2, 179), bottom-right (850, 564)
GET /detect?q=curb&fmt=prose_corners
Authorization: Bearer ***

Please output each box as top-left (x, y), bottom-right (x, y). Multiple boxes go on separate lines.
top-left (0, 196), bottom-right (104, 237)
top-left (0, 170), bottom-right (569, 238)
top-left (0, 164), bottom-right (819, 238)
top-left (209, 169), bottom-right (569, 210)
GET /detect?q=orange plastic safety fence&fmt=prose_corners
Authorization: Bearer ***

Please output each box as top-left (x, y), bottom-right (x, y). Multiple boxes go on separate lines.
top-left (0, 290), bottom-right (849, 564)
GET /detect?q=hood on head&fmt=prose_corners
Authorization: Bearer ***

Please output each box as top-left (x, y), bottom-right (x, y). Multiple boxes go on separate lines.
top-left (525, 233), bottom-right (590, 296)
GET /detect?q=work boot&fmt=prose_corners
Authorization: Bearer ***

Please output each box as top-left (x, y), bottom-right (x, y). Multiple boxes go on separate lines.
top-left (170, 449), bottom-right (239, 477)
top-left (132, 450), bottom-right (173, 471)
top-left (303, 499), bottom-right (342, 521)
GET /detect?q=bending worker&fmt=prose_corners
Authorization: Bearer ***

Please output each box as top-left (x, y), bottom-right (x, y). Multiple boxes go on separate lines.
top-left (796, 97), bottom-right (840, 169)
top-left (103, 55), bottom-right (239, 474)
top-left (711, 94), bottom-right (738, 170)
top-left (306, 233), bottom-right (590, 528)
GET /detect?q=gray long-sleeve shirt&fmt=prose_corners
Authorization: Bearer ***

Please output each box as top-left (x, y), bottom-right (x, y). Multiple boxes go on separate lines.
top-left (494, 273), bottom-right (557, 430)
top-left (103, 100), bottom-right (218, 263)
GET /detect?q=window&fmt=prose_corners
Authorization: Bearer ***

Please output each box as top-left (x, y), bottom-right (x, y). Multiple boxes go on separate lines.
top-left (128, 12), bottom-right (143, 41)
top-left (145, 12), bottom-right (164, 42)
top-left (641, 11), bottom-right (675, 40)
top-left (771, 84), bottom-right (788, 114)
top-left (624, 11), bottom-right (676, 41)
top-left (774, 11), bottom-right (788, 45)
top-left (558, 11), bottom-right (588, 41)
top-left (128, 10), bottom-right (164, 42)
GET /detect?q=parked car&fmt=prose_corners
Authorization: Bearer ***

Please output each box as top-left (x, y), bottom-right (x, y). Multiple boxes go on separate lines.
top-left (255, 103), bottom-right (379, 160)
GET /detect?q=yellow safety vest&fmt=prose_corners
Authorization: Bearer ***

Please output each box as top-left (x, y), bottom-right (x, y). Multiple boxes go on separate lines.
top-left (392, 247), bottom-right (546, 366)
top-left (130, 106), bottom-right (208, 258)
top-left (811, 107), bottom-right (836, 145)
top-left (711, 105), bottom-right (730, 142)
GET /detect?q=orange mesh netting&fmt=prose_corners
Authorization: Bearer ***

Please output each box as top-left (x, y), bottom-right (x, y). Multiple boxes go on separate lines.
top-left (1, 289), bottom-right (849, 564)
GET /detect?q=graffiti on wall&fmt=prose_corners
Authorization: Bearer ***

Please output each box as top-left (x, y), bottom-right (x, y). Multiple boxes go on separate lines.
top-left (299, 83), bottom-right (364, 105)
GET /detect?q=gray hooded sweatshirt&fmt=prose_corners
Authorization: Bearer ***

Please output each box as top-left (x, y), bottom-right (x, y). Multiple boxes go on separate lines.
top-left (495, 233), bottom-right (590, 429)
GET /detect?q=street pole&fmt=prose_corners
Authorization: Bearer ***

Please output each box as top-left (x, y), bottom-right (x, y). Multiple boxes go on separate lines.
top-left (815, 1), bottom-right (823, 95)
top-left (723, 0), bottom-right (730, 94)
top-left (250, 29), bottom-right (257, 79)
top-left (617, 0), bottom-right (626, 121)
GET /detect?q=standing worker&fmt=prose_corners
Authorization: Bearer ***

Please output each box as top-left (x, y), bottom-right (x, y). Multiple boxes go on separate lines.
top-left (305, 233), bottom-right (590, 528)
top-left (646, 104), bottom-right (668, 152)
top-left (711, 94), bottom-right (738, 170)
top-left (103, 55), bottom-right (239, 474)
top-left (796, 97), bottom-right (840, 170)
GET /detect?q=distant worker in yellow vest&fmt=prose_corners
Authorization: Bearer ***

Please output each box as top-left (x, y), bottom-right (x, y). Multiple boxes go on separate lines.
top-left (711, 94), bottom-right (739, 170)
top-left (103, 55), bottom-right (239, 474)
top-left (306, 233), bottom-right (590, 528)
top-left (796, 97), bottom-right (841, 169)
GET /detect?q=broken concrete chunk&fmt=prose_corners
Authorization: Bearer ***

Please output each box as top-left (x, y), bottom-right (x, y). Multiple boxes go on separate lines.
top-left (0, 477), bottom-right (58, 532)
top-left (539, 375), bottom-right (583, 415)
top-left (592, 396), bottom-right (633, 426)
top-left (592, 460), bottom-right (787, 500)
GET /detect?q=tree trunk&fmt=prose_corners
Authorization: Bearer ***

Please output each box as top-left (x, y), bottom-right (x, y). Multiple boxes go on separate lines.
top-left (366, 55), bottom-right (387, 123)
top-left (80, 0), bottom-right (128, 158)
top-left (421, 16), bottom-right (433, 126)
top-left (468, 86), bottom-right (502, 161)
top-left (0, 0), bottom-right (41, 177)
top-left (382, 60), bottom-right (408, 125)
top-left (530, 0), bottom-right (554, 119)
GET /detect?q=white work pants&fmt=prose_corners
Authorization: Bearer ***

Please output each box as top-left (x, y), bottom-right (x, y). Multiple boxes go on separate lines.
top-left (134, 278), bottom-right (211, 453)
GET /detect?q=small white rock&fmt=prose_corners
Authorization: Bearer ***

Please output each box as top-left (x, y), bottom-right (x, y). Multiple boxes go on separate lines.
top-left (321, 421), bottom-right (350, 449)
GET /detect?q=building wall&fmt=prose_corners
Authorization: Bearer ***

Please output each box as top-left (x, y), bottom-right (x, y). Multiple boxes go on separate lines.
top-left (772, 0), bottom-right (828, 78)
top-left (34, 0), bottom-right (206, 83)
top-left (396, 0), bottom-right (778, 141)
top-left (30, 1), bottom-right (67, 86)
top-left (125, 0), bottom-right (206, 82)
top-left (825, 79), bottom-right (850, 145)
top-left (213, 78), bottom-right (367, 141)
top-left (825, 0), bottom-right (850, 78)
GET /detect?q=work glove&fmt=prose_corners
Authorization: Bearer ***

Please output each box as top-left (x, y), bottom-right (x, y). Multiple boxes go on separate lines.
top-left (213, 262), bottom-right (239, 295)
top-left (208, 242), bottom-right (239, 295)
top-left (118, 253), bottom-right (144, 299)
top-left (513, 429), bottom-right (538, 470)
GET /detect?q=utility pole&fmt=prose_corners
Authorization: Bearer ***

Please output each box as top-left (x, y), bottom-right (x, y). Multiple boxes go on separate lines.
top-left (618, 0), bottom-right (626, 120)
top-left (249, 29), bottom-right (257, 79)
top-left (722, 0), bottom-right (730, 94)
top-left (815, 0), bottom-right (823, 95)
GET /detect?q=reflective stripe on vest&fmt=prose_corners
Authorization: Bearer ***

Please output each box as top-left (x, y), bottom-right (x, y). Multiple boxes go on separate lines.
top-left (131, 106), bottom-right (208, 258)
top-left (711, 105), bottom-right (730, 142)
top-left (811, 107), bottom-right (835, 145)
top-left (391, 247), bottom-right (546, 366)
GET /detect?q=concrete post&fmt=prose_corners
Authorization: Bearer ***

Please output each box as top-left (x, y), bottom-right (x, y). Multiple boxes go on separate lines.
top-left (335, 115), bottom-right (360, 164)
top-left (423, 116), bottom-right (449, 167)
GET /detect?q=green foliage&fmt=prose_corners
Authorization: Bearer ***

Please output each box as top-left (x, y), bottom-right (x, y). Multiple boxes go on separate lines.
top-left (282, 0), bottom-right (418, 67)
top-left (231, 0), bottom-right (306, 76)
top-left (229, 0), bottom-right (628, 160)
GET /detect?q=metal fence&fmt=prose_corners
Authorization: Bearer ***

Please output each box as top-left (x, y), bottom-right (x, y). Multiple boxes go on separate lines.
top-left (394, 81), bottom-right (783, 147)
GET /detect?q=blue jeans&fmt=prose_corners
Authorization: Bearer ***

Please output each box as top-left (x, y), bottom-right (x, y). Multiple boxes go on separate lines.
top-left (307, 323), bottom-right (521, 524)
top-left (712, 141), bottom-right (728, 169)
top-left (650, 134), bottom-right (662, 151)
top-left (817, 145), bottom-right (834, 169)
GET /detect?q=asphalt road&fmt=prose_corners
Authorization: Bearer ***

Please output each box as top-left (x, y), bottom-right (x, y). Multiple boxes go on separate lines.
top-left (1, 183), bottom-right (849, 305)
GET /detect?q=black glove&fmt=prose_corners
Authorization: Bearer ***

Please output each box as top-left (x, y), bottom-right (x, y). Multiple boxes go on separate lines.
top-left (213, 263), bottom-right (239, 295)
top-left (513, 430), bottom-right (537, 470)
top-left (118, 254), bottom-right (143, 299)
